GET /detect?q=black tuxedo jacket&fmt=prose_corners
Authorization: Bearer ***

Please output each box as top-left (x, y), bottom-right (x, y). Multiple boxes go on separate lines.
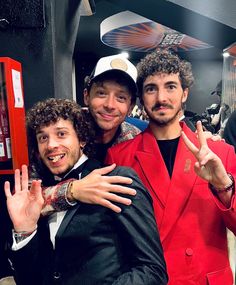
top-left (10, 159), bottom-right (168, 285)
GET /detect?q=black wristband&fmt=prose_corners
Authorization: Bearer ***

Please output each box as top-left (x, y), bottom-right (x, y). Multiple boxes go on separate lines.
top-left (209, 173), bottom-right (235, 194)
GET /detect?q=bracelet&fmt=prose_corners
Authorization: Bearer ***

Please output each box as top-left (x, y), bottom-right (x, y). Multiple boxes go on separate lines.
top-left (13, 228), bottom-right (37, 243)
top-left (209, 173), bottom-right (235, 194)
top-left (67, 181), bottom-right (75, 200)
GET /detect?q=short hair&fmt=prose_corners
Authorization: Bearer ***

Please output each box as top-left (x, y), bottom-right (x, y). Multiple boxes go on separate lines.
top-left (26, 98), bottom-right (96, 178)
top-left (84, 72), bottom-right (137, 104)
top-left (136, 49), bottom-right (194, 99)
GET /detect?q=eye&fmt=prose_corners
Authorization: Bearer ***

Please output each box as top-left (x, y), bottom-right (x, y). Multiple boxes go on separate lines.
top-left (116, 95), bottom-right (128, 103)
top-left (167, 84), bottom-right (177, 90)
top-left (96, 89), bottom-right (106, 97)
top-left (58, 131), bottom-right (66, 138)
top-left (37, 134), bottom-right (48, 143)
top-left (145, 85), bottom-right (156, 93)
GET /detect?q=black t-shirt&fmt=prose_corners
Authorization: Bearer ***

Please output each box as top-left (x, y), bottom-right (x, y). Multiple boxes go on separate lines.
top-left (95, 127), bottom-right (122, 163)
top-left (157, 137), bottom-right (180, 177)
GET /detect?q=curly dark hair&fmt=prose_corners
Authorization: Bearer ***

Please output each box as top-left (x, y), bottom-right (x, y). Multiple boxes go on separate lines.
top-left (136, 49), bottom-right (194, 100)
top-left (26, 98), bottom-right (96, 180)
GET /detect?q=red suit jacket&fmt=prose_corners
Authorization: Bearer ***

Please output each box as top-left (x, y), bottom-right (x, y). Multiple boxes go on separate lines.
top-left (106, 123), bottom-right (236, 285)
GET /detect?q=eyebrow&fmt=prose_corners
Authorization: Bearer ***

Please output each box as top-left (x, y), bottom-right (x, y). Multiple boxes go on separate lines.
top-left (36, 127), bottom-right (69, 135)
top-left (143, 83), bottom-right (156, 88)
top-left (165, 81), bottom-right (178, 85)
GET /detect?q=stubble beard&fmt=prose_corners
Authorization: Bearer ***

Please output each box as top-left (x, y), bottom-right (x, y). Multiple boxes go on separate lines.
top-left (147, 107), bottom-right (182, 127)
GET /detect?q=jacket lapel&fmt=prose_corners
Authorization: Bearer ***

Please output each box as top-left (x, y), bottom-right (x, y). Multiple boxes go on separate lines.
top-left (56, 159), bottom-right (102, 238)
top-left (135, 126), bottom-right (199, 242)
top-left (160, 124), bottom-right (199, 242)
top-left (135, 129), bottom-right (170, 209)
top-left (56, 204), bottom-right (80, 237)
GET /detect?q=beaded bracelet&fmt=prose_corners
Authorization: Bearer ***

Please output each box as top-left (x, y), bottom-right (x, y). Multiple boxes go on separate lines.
top-left (209, 173), bottom-right (235, 194)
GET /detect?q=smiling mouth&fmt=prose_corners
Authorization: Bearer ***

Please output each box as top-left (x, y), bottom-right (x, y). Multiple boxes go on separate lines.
top-left (99, 113), bottom-right (116, 120)
top-left (48, 154), bottom-right (65, 163)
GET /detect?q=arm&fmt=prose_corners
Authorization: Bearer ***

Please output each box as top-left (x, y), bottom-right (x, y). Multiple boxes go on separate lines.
top-left (41, 163), bottom-right (136, 215)
top-left (182, 121), bottom-right (235, 208)
top-left (111, 167), bottom-right (168, 285)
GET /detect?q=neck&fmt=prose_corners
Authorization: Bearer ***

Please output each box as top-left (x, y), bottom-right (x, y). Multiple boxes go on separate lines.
top-left (98, 127), bottom-right (119, 144)
top-left (149, 119), bottom-right (182, 140)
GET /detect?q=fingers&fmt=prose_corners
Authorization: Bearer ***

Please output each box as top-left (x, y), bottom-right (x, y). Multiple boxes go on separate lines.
top-left (14, 169), bottom-right (21, 193)
top-left (210, 134), bottom-right (223, 142)
top-left (181, 131), bottom-right (198, 154)
top-left (108, 184), bottom-right (136, 195)
top-left (93, 164), bottom-right (116, 175)
top-left (104, 192), bottom-right (132, 205)
top-left (21, 165), bottom-right (29, 191)
top-left (196, 121), bottom-right (207, 146)
top-left (98, 195), bottom-right (132, 213)
top-left (4, 181), bottom-right (12, 198)
top-left (105, 175), bottom-right (133, 185)
top-left (31, 180), bottom-right (42, 194)
top-left (100, 199), bottom-right (122, 213)
top-left (14, 165), bottom-right (29, 193)
top-left (202, 131), bottom-right (213, 140)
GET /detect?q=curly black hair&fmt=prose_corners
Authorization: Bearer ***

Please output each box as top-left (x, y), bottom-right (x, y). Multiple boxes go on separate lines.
top-left (26, 98), bottom-right (97, 180)
top-left (136, 49), bottom-right (194, 100)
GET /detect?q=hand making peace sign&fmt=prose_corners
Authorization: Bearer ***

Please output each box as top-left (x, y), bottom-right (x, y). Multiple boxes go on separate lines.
top-left (181, 121), bottom-right (232, 190)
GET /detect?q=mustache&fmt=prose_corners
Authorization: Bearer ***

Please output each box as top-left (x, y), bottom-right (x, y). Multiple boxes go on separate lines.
top-left (151, 103), bottom-right (173, 111)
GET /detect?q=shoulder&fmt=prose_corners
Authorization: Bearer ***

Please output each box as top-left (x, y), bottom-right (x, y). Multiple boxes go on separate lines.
top-left (108, 166), bottom-right (152, 201)
top-left (115, 122), bottom-right (141, 144)
top-left (207, 138), bottom-right (235, 157)
top-left (110, 130), bottom-right (143, 151)
top-left (109, 165), bottom-right (137, 176)
top-left (125, 117), bottom-right (148, 131)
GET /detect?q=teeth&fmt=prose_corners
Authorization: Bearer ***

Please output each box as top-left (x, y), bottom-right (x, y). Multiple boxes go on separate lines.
top-left (48, 155), bottom-right (64, 162)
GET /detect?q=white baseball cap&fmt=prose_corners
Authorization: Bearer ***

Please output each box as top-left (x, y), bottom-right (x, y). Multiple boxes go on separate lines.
top-left (87, 54), bottom-right (138, 96)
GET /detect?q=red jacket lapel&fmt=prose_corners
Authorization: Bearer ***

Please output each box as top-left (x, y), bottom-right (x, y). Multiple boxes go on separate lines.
top-left (160, 125), bottom-right (199, 241)
top-left (136, 125), bottom-right (199, 242)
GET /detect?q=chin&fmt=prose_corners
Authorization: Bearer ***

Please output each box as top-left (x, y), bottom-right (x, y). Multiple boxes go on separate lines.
top-left (48, 167), bottom-right (66, 176)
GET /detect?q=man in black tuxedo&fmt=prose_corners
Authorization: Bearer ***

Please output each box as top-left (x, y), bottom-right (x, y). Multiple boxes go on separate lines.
top-left (4, 98), bottom-right (168, 285)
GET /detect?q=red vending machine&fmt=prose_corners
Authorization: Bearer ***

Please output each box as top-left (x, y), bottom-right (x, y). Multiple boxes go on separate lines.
top-left (0, 58), bottom-right (28, 174)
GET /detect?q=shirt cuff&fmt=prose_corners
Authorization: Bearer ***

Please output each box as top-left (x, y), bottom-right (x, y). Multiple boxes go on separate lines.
top-left (11, 229), bottom-right (37, 251)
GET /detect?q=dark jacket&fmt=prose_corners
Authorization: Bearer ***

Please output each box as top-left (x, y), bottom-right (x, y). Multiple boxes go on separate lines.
top-left (10, 159), bottom-right (168, 285)
top-left (224, 110), bottom-right (236, 152)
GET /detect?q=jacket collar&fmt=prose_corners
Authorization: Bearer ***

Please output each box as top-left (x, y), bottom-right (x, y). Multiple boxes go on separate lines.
top-left (136, 123), bottom-right (198, 242)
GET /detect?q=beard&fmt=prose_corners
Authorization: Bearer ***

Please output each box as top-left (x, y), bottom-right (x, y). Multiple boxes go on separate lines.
top-left (146, 104), bottom-right (182, 127)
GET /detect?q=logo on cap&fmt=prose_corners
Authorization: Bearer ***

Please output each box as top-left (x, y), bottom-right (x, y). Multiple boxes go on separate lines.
top-left (110, 58), bottom-right (128, 71)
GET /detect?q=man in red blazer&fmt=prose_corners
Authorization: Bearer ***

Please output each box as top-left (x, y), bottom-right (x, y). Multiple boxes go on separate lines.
top-left (106, 49), bottom-right (236, 285)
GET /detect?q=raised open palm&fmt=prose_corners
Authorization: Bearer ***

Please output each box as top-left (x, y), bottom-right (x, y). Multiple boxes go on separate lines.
top-left (5, 165), bottom-right (44, 232)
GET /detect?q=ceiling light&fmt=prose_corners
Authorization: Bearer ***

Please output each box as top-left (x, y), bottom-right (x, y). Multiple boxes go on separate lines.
top-left (223, 52), bottom-right (230, 58)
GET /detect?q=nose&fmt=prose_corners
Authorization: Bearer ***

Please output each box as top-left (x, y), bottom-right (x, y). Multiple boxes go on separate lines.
top-left (47, 137), bottom-right (59, 149)
top-left (156, 88), bottom-right (167, 102)
top-left (104, 95), bottom-right (116, 110)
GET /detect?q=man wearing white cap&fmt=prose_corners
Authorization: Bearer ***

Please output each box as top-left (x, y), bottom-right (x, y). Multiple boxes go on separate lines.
top-left (37, 55), bottom-right (143, 214)
top-left (83, 54), bottom-right (141, 161)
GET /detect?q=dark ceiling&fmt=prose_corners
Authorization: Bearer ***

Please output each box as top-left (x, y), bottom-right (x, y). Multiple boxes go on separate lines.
top-left (74, 0), bottom-right (236, 65)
